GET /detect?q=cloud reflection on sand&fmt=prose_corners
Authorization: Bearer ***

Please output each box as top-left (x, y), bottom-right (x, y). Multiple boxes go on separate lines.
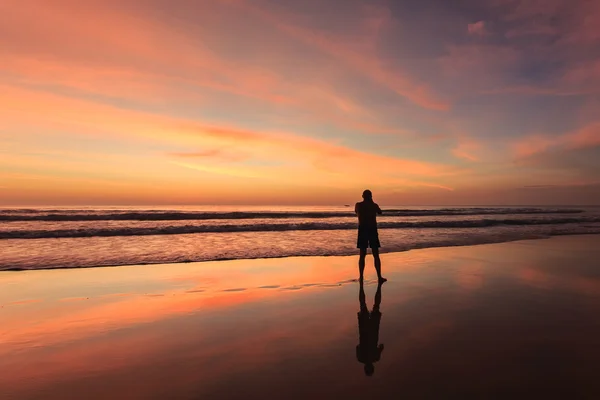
top-left (2, 236), bottom-right (600, 398)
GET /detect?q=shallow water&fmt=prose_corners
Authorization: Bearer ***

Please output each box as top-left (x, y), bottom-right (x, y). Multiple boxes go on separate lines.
top-left (2, 235), bottom-right (600, 399)
top-left (1, 205), bottom-right (600, 270)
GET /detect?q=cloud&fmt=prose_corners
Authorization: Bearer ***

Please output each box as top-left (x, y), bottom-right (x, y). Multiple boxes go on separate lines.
top-left (513, 135), bottom-right (557, 159)
top-left (520, 184), bottom-right (561, 189)
top-left (171, 162), bottom-right (266, 179)
top-left (511, 122), bottom-right (600, 185)
top-left (0, 1), bottom-right (295, 103)
top-left (518, 182), bottom-right (600, 192)
top-left (0, 84), bottom-right (458, 194)
top-left (495, 0), bottom-right (600, 44)
top-left (481, 85), bottom-right (594, 96)
top-left (229, 0), bottom-right (449, 111)
top-left (2, 0), bottom-right (600, 205)
top-left (513, 122), bottom-right (600, 158)
top-left (504, 25), bottom-right (558, 38)
top-left (0, 0), bottom-right (429, 139)
top-left (452, 0), bottom-right (600, 99)
top-left (562, 60), bottom-right (600, 90)
top-left (452, 137), bottom-right (482, 162)
top-left (438, 44), bottom-right (519, 93)
top-left (416, 183), bottom-right (455, 191)
top-left (169, 149), bottom-right (248, 162)
top-left (468, 21), bottom-right (487, 36)
top-left (559, 0), bottom-right (600, 43)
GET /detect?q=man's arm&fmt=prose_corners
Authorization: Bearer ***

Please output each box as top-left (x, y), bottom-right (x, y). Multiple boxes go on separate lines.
top-left (355, 202), bottom-right (360, 215)
top-left (376, 204), bottom-right (382, 215)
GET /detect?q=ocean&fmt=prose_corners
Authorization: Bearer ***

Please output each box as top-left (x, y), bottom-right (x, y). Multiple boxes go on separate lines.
top-left (1, 205), bottom-right (600, 270)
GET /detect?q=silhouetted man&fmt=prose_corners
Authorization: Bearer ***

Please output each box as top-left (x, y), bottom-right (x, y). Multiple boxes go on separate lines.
top-left (355, 189), bottom-right (386, 283)
top-left (356, 280), bottom-right (384, 376)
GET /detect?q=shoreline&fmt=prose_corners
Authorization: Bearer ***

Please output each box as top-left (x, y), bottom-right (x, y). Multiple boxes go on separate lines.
top-left (2, 234), bottom-right (600, 398)
top-left (2, 232), bottom-right (599, 272)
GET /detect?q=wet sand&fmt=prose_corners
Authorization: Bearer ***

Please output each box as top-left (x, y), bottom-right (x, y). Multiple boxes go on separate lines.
top-left (2, 235), bottom-right (600, 399)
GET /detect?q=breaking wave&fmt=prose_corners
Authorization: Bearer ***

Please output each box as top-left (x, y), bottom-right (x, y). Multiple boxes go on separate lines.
top-left (3, 216), bottom-right (599, 239)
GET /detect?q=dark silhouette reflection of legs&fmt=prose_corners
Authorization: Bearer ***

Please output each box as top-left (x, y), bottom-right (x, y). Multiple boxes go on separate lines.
top-left (356, 280), bottom-right (384, 376)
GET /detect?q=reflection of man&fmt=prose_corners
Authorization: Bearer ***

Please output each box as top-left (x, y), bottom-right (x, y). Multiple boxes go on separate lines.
top-left (356, 280), bottom-right (384, 376)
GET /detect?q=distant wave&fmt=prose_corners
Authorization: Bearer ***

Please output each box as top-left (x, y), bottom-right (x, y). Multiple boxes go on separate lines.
top-left (3, 216), bottom-right (599, 239)
top-left (0, 207), bottom-right (584, 221)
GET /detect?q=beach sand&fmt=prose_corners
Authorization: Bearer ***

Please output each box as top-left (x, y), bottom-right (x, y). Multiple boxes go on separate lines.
top-left (2, 235), bottom-right (600, 399)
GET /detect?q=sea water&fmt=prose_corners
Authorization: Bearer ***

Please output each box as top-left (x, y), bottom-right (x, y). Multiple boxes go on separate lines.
top-left (1, 205), bottom-right (600, 270)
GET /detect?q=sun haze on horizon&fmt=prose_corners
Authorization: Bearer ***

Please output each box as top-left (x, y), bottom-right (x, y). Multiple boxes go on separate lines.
top-left (1, 0), bottom-right (599, 206)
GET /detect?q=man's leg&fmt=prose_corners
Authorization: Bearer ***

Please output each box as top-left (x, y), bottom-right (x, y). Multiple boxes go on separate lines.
top-left (359, 248), bottom-right (367, 281)
top-left (372, 247), bottom-right (386, 283)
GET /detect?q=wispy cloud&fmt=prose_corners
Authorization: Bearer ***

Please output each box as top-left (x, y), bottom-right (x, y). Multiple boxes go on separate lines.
top-left (519, 181), bottom-right (600, 190)
top-left (229, 0), bottom-right (449, 111)
top-left (513, 122), bottom-right (600, 158)
top-left (0, 84), bottom-right (458, 193)
top-left (169, 149), bottom-right (248, 162)
top-left (2, 0), bottom-right (600, 204)
top-left (0, 0), bottom-right (423, 139)
top-left (452, 137), bottom-right (482, 162)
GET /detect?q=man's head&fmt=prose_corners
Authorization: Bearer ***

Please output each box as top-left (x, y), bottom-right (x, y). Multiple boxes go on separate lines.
top-left (362, 189), bottom-right (373, 200)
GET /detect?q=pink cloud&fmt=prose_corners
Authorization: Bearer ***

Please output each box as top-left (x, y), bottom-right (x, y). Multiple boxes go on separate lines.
top-left (513, 122), bottom-right (600, 158)
top-left (562, 60), bottom-right (600, 89)
top-left (567, 122), bottom-right (600, 149)
top-left (452, 138), bottom-right (482, 162)
top-left (229, 0), bottom-right (449, 111)
top-left (468, 21), bottom-right (487, 36)
top-left (0, 0), bottom-right (423, 139)
top-left (513, 135), bottom-right (558, 158)
top-left (3, 0), bottom-right (597, 205)
top-left (561, 0), bottom-right (600, 43)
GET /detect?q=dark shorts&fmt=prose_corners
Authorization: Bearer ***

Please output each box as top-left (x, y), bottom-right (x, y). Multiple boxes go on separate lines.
top-left (357, 227), bottom-right (380, 249)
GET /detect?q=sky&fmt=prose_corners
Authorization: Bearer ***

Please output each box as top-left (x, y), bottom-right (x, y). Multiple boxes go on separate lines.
top-left (1, 0), bottom-right (599, 206)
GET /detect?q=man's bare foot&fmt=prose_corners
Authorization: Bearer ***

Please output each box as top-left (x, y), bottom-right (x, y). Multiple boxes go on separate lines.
top-left (378, 277), bottom-right (387, 284)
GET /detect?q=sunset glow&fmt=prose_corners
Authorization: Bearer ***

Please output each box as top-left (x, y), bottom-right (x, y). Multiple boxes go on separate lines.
top-left (2, 0), bottom-right (599, 205)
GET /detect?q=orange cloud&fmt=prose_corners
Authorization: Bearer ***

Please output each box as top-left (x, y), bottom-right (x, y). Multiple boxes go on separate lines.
top-left (2, 85), bottom-right (447, 181)
top-left (169, 149), bottom-right (249, 162)
top-left (0, 0), bottom-right (425, 139)
top-left (0, 84), bottom-right (458, 204)
top-left (9, 0), bottom-right (598, 204)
